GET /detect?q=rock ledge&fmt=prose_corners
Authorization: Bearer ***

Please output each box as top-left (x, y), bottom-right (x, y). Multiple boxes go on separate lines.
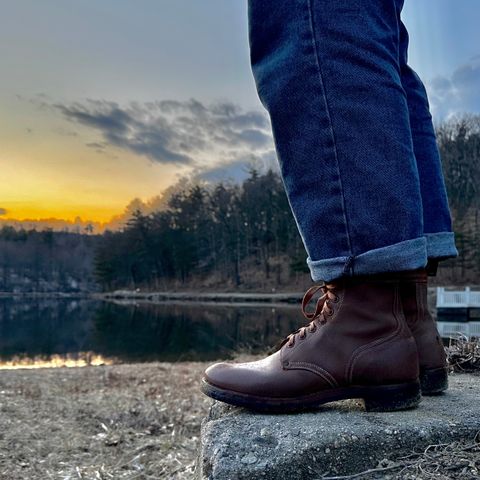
top-left (197, 374), bottom-right (480, 479)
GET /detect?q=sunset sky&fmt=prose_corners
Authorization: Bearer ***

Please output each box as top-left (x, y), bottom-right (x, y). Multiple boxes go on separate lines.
top-left (1, 0), bottom-right (479, 230)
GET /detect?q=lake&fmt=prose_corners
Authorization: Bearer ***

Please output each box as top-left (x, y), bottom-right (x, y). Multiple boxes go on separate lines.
top-left (0, 297), bottom-right (478, 368)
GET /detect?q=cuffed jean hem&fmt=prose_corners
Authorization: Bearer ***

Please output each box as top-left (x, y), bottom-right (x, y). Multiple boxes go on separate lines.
top-left (425, 231), bottom-right (458, 260)
top-left (307, 237), bottom-right (427, 282)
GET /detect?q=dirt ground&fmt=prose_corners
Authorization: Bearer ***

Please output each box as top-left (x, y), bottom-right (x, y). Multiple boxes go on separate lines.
top-left (0, 361), bottom-right (211, 480)
top-left (0, 341), bottom-right (478, 480)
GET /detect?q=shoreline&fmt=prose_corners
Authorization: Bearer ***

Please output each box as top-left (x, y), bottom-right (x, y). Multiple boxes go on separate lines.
top-left (0, 291), bottom-right (93, 299)
top-left (2, 286), bottom-right (478, 308)
top-left (96, 290), bottom-right (304, 304)
top-left (0, 290), bottom-right (305, 304)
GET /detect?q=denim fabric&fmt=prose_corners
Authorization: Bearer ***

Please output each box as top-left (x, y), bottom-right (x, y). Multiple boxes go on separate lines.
top-left (247, 0), bottom-right (458, 282)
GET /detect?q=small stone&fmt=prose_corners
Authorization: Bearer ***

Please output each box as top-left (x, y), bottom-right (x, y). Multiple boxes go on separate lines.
top-left (260, 427), bottom-right (271, 437)
top-left (241, 453), bottom-right (258, 465)
top-left (325, 448), bottom-right (331, 454)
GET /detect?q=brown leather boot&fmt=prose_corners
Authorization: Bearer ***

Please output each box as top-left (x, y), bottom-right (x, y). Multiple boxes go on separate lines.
top-left (272, 268), bottom-right (447, 396)
top-left (398, 268), bottom-right (448, 395)
top-left (201, 274), bottom-right (421, 413)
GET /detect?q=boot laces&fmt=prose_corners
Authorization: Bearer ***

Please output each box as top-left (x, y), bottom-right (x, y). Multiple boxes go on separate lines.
top-left (285, 284), bottom-right (339, 348)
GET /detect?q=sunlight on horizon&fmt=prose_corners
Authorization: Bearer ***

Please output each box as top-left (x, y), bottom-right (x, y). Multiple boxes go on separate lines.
top-left (0, 352), bottom-right (116, 370)
top-left (1, 1), bottom-right (478, 228)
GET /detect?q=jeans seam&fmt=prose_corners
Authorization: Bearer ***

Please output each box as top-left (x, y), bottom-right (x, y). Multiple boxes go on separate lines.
top-left (306, 0), bottom-right (353, 265)
top-left (343, 256), bottom-right (355, 276)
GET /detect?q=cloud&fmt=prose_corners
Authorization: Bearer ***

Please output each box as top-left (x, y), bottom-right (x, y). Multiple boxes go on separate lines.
top-left (194, 149), bottom-right (279, 183)
top-left (85, 141), bottom-right (106, 149)
top-left (52, 127), bottom-right (79, 137)
top-left (0, 208), bottom-right (8, 216)
top-left (85, 141), bottom-right (108, 154)
top-left (45, 97), bottom-right (273, 167)
top-left (427, 55), bottom-right (480, 120)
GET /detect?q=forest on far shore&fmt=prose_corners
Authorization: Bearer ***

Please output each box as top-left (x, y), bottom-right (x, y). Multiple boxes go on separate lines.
top-left (1, 113), bottom-right (479, 293)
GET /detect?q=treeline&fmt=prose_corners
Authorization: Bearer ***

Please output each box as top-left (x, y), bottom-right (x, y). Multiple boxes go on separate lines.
top-left (1, 114), bottom-right (479, 293)
top-left (0, 227), bottom-right (99, 292)
top-left (94, 169), bottom-right (308, 290)
top-left (94, 113), bottom-right (480, 290)
top-left (436, 114), bottom-right (480, 283)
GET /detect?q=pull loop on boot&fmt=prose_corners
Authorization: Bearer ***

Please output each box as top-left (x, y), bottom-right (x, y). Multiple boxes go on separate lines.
top-left (397, 268), bottom-right (448, 394)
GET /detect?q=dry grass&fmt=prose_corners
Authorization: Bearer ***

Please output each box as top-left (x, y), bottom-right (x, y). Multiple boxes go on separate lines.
top-left (324, 433), bottom-right (480, 479)
top-left (0, 341), bottom-right (478, 480)
top-left (0, 361), bottom-right (212, 480)
top-left (446, 335), bottom-right (480, 373)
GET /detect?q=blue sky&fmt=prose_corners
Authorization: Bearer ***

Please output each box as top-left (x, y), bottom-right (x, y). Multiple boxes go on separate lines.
top-left (0, 0), bottom-right (478, 227)
top-left (2, 0), bottom-right (477, 110)
top-left (404, 0), bottom-right (479, 75)
top-left (403, 0), bottom-right (480, 119)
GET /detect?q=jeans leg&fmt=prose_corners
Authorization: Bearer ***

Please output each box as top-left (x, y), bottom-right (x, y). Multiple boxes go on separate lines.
top-left (397, 9), bottom-right (459, 261)
top-left (248, 0), bottom-right (427, 282)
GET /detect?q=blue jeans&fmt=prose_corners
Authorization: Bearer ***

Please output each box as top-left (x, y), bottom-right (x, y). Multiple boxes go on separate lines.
top-left (247, 0), bottom-right (458, 282)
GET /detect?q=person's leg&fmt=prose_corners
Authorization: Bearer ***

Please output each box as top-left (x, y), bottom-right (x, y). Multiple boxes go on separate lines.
top-left (397, 6), bottom-right (458, 263)
top-left (247, 0), bottom-right (426, 283)
top-left (201, 0), bottom-right (423, 412)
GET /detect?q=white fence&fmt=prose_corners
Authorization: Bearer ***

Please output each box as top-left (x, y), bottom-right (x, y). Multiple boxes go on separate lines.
top-left (436, 321), bottom-right (480, 338)
top-left (436, 287), bottom-right (480, 308)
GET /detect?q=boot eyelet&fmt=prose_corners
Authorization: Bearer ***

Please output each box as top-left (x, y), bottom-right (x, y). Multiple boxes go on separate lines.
top-left (284, 361), bottom-right (290, 367)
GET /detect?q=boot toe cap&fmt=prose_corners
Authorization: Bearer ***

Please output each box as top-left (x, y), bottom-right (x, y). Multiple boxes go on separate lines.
top-left (203, 353), bottom-right (283, 396)
top-left (202, 352), bottom-right (323, 398)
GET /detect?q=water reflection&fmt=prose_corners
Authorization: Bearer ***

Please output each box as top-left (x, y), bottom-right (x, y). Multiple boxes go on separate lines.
top-left (0, 352), bottom-right (115, 369)
top-left (0, 297), bottom-right (478, 368)
top-left (0, 297), bottom-right (303, 366)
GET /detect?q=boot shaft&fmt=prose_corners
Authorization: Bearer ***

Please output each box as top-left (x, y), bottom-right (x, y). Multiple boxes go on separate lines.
top-left (399, 272), bottom-right (447, 370)
top-left (282, 278), bottom-right (419, 386)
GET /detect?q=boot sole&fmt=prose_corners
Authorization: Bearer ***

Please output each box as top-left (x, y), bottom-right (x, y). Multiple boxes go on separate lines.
top-left (201, 378), bottom-right (421, 413)
top-left (420, 367), bottom-right (448, 395)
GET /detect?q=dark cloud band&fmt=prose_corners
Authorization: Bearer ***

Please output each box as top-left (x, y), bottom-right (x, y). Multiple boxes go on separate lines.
top-left (52, 98), bottom-right (273, 166)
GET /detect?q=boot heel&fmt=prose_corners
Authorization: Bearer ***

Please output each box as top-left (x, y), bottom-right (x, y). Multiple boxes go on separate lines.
top-left (420, 367), bottom-right (448, 395)
top-left (363, 382), bottom-right (421, 412)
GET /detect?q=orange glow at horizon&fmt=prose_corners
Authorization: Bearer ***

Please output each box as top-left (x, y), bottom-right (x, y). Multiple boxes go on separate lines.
top-left (0, 111), bottom-right (186, 224)
top-left (1, 201), bottom-right (126, 224)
